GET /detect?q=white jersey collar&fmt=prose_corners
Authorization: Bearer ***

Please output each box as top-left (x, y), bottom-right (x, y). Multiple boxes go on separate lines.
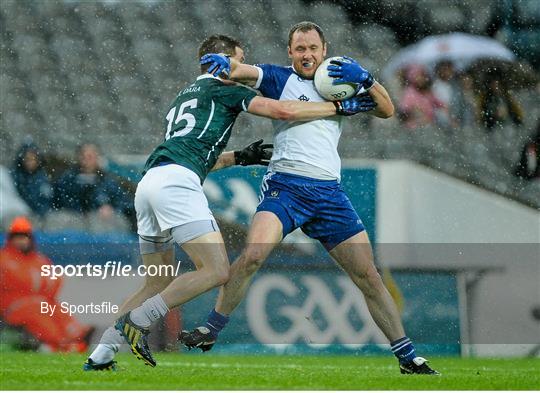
top-left (196, 73), bottom-right (222, 81)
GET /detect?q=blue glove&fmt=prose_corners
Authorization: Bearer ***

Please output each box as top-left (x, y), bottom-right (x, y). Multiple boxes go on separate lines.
top-left (200, 53), bottom-right (231, 77)
top-left (327, 56), bottom-right (375, 90)
top-left (334, 94), bottom-right (377, 116)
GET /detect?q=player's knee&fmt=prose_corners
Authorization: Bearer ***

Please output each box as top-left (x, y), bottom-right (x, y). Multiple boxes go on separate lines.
top-left (209, 264), bottom-right (230, 287)
top-left (365, 267), bottom-right (384, 285)
top-left (353, 267), bottom-right (384, 295)
top-left (214, 266), bottom-right (230, 286)
top-left (368, 269), bottom-right (385, 291)
top-left (241, 247), bottom-right (266, 273)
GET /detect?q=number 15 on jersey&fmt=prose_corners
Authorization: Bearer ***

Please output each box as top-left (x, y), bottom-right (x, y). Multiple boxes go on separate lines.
top-left (165, 99), bottom-right (198, 140)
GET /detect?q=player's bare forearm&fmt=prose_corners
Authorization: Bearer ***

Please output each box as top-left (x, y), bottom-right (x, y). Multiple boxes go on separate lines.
top-left (211, 151), bottom-right (236, 172)
top-left (280, 100), bottom-right (337, 121)
top-left (368, 82), bottom-right (394, 118)
top-left (229, 58), bottom-right (259, 86)
top-left (247, 96), bottom-right (336, 121)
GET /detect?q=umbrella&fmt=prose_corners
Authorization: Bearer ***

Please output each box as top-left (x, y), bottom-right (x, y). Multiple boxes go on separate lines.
top-left (382, 32), bottom-right (516, 80)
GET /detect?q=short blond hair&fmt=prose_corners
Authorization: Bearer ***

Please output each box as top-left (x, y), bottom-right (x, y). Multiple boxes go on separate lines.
top-left (288, 21), bottom-right (326, 46)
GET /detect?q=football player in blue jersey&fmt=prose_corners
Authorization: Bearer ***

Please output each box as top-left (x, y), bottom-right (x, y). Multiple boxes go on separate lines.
top-left (180, 22), bottom-right (439, 375)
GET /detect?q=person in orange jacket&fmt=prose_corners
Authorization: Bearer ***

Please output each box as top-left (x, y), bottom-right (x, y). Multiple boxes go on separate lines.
top-left (0, 216), bottom-right (93, 352)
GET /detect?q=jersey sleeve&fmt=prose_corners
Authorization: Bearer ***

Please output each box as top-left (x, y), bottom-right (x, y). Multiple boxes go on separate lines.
top-left (253, 64), bottom-right (292, 100)
top-left (216, 84), bottom-right (258, 113)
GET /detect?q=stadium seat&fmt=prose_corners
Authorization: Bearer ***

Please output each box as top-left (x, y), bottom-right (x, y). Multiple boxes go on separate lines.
top-left (427, 5), bottom-right (466, 32)
top-left (44, 210), bottom-right (90, 232)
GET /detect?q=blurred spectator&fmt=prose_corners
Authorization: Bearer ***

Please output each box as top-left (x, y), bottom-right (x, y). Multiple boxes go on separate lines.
top-left (478, 72), bottom-right (523, 131)
top-left (515, 126), bottom-right (540, 180)
top-left (11, 142), bottom-right (53, 218)
top-left (53, 143), bottom-right (135, 229)
top-left (432, 60), bottom-right (457, 108)
top-left (432, 60), bottom-right (459, 127)
top-left (453, 72), bottom-right (479, 129)
top-left (397, 65), bottom-right (447, 129)
top-left (0, 216), bottom-right (93, 352)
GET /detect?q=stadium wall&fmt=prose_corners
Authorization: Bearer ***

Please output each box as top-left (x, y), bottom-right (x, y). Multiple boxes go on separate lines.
top-left (372, 160), bottom-right (540, 357)
top-left (374, 160), bottom-right (539, 244)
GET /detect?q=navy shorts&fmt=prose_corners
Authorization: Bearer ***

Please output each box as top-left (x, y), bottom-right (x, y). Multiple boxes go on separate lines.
top-left (256, 171), bottom-right (365, 250)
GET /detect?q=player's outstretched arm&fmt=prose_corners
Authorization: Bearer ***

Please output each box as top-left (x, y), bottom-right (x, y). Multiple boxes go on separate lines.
top-left (229, 58), bottom-right (260, 86)
top-left (211, 140), bottom-right (273, 171)
top-left (247, 96), bottom-right (377, 121)
top-left (247, 96), bottom-right (337, 121)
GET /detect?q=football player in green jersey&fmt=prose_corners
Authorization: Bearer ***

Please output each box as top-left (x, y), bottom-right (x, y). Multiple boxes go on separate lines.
top-left (84, 34), bottom-right (373, 370)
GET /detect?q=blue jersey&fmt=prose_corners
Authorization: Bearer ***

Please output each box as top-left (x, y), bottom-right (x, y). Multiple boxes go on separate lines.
top-left (254, 64), bottom-right (343, 181)
top-left (253, 63), bottom-right (366, 247)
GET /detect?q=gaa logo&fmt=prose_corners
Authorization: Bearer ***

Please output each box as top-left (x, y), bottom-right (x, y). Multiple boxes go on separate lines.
top-left (246, 274), bottom-right (386, 348)
top-left (270, 190), bottom-right (279, 197)
top-left (298, 94), bottom-right (310, 101)
top-left (330, 91), bottom-right (347, 99)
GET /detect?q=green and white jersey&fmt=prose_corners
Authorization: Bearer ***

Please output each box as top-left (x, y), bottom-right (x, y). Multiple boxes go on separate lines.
top-left (143, 74), bottom-right (257, 182)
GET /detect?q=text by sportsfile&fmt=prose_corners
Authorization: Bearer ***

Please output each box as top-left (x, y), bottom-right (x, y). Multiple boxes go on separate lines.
top-left (41, 301), bottom-right (119, 317)
top-left (40, 260), bottom-right (182, 280)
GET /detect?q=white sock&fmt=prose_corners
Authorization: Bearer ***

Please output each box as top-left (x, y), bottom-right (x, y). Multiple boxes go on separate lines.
top-left (88, 327), bottom-right (123, 364)
top-left (130, 294), bottom-right (169, 328)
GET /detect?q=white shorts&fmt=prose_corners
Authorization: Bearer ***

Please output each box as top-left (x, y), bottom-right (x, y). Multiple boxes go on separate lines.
top-left (135, 164), bottom-right (216, 238)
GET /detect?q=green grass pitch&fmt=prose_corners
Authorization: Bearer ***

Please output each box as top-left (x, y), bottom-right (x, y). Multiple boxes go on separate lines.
top-left (1, 352), bottom-right (539, 390)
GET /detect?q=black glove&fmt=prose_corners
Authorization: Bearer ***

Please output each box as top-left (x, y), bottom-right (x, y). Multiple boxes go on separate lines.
top-left (234, 139), bottom-right (273, 166)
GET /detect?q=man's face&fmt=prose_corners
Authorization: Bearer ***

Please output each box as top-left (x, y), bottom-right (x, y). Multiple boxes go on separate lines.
top-left (10, 234), bottom-right (32, 253)
top-left (23, 151), bottom-right (39, 173)
top-left (436, 63), bottom-right (454, 81)
top-left (288, 29), bottom-right (327, 79)
top-left (79, 145), bottom-right (100, 173)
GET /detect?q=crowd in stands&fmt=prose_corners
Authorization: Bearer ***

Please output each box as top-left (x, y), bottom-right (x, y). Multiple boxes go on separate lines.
top-left (6, 141), bottom-right (136, 233)
top-left (392, 58), bottom-right (538, 192)
top-left (395, 60), bottom-right (525, 132)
